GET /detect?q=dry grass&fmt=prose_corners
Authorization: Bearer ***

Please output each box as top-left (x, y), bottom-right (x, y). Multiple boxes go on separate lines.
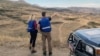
top-left (0, 35), bottom-right (29, 47)
top-left (0, 0), bottom-right (100, 48)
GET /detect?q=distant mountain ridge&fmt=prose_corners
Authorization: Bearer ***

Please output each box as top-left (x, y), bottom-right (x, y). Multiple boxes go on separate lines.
top-left (1, 0), bottom-right (100, 14)
top-left (68, 7), bottom-right (100, 14)
top-left (30, 5), bottom-right (100, 14)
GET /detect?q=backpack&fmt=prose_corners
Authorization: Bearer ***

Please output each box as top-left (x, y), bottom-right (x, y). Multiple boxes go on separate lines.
top-left (27, 20), bottom-right (36, 32)
top-left (39, 17), bottom-right (51, 32)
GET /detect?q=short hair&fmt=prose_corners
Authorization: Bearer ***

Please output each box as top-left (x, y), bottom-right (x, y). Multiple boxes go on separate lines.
top-left (42, 12), bottom-right (46, 17)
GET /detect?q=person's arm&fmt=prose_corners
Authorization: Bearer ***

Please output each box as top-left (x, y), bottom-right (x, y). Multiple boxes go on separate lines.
top-left (27, 15), bottom-right (33, 23)
top-left (37, 21), bottom-right (41, 33)
top-left (48, 17), bottom-right (51, 21)
top-left (48, 13), bottom-right (57, 21)
top-left (27, 14), bottom-right (36, 23)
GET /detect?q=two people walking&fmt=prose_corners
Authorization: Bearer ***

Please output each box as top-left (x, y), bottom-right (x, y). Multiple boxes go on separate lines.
top-left (27, 12), bottom-right (53, 56)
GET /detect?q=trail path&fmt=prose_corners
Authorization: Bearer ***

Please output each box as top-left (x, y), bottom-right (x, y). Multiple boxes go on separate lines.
top-left (0, 46), bottom-right (69, 56)
top-left (56, 13), bottom-right (69, 43)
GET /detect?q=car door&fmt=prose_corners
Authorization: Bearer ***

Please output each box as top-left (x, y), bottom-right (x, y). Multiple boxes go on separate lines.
top-left (68, 33), bottom-right (79, 53)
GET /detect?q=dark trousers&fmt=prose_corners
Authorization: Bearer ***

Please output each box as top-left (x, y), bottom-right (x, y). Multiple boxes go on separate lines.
top-left (30, 30), bottom-right (37, 47)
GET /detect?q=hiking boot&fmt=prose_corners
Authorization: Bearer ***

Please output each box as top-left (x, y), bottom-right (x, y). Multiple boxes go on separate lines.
top-left (43, 51), bottom-right (46, 56)
top-left (49, 52), bottom-right (52, 56)
top-left (31, 50), bottom-right (37, 53)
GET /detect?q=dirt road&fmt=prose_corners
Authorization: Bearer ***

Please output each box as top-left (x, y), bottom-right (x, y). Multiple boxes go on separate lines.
top-left (0, 45), bottom-right (69, 56)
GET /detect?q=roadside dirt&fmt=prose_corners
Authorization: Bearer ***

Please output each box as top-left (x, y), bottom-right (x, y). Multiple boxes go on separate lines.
top-left (0, 45), bottom-right (69, 56)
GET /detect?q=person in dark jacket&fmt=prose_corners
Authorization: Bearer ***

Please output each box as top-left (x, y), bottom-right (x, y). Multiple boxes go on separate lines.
top-left (27, 14), bottom-right (38, 53)
top-left (38, 12), bottom-right (53, 56)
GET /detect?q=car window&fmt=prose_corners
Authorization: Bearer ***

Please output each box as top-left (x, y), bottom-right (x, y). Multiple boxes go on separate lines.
top-left (68, 33), bottom-right (73, 41)
top-left (68, 34), bottom-right (78, 47)
top-left (76, 41), bottom-right (83, 51)
top-left (73, 36), bottom-right (78, 46)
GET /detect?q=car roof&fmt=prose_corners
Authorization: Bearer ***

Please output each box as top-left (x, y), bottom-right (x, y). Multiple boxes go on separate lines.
top-left (74, 28), bottom-right (100, 47)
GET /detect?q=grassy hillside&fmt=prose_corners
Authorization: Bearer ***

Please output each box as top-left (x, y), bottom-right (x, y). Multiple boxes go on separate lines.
top-left (0, 0), bottom-right (100, 47)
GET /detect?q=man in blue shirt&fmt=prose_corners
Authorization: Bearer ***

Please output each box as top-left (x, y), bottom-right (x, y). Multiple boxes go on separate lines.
top-left (38, 12), bottom-right (52, 56)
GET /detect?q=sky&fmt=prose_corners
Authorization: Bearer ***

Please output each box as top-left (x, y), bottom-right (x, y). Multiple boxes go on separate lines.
top-left (13, 0), bottom-right (100, 8)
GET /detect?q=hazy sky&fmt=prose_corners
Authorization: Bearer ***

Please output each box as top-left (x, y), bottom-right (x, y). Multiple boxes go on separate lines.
top-left (22, 0), bottom-right (100, 8)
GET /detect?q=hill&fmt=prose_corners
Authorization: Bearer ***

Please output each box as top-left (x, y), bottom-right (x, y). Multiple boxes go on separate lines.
top-left (0, 0), bottom-right (100, 54)
top-left (68, 7), bottom-right (100, 14)
top-left (0, 0), bottom-right (100, 56)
